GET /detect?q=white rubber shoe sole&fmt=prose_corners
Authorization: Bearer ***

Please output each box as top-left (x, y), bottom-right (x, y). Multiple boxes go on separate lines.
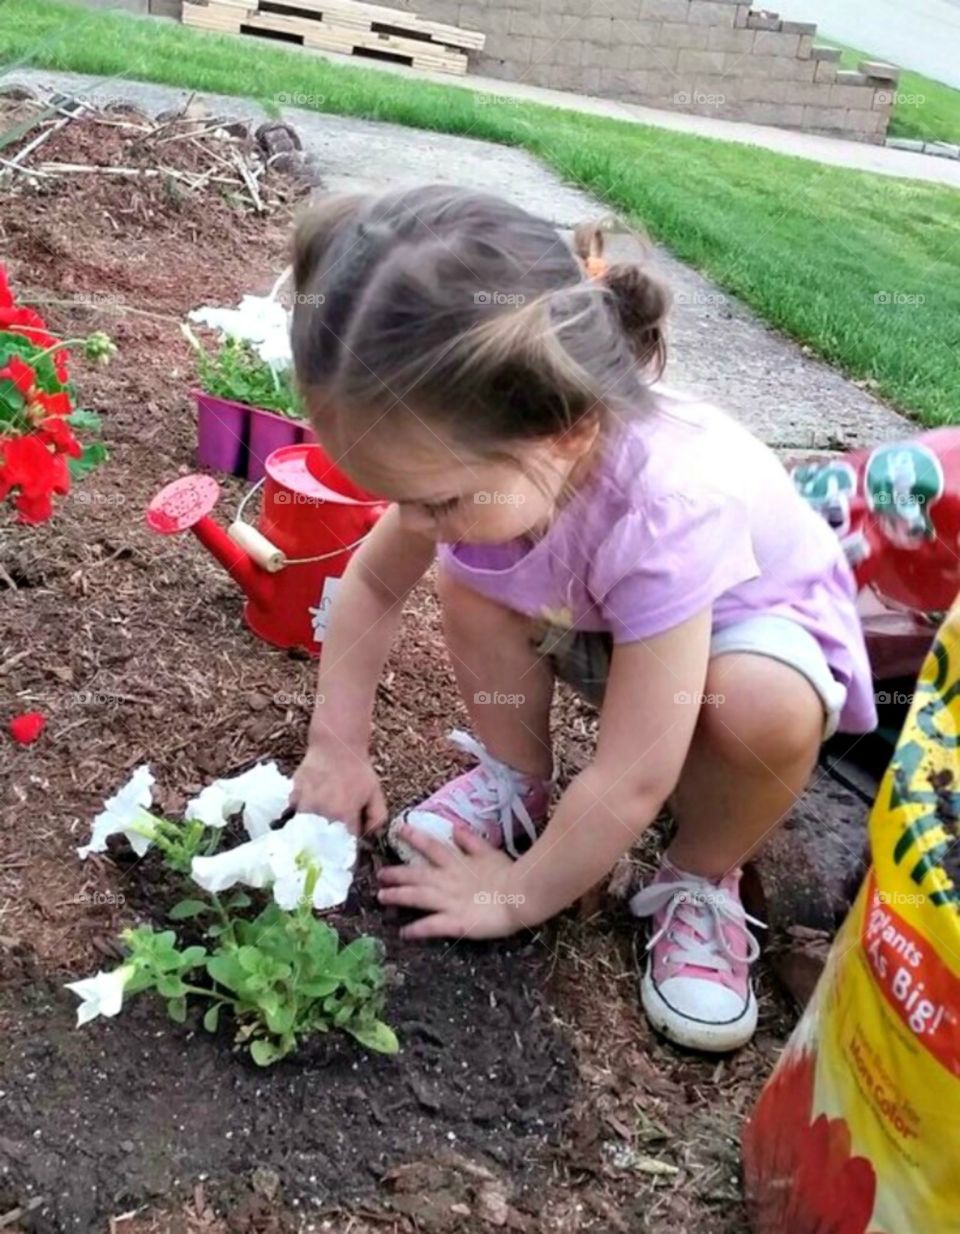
top-left (640, 966), bottom-right (758, 1053)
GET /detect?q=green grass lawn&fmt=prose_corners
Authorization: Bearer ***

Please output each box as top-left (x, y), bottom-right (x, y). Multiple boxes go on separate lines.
top-left (2, 0), bottom-right (960, 426)
top-left (825, 41), bottom-right (960, 147)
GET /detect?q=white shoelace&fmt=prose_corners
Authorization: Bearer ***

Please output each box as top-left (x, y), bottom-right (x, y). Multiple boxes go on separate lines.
top-left (629, 874), bottom-right (766, 974)
top-left (441, 729), bottom-right (545, 858)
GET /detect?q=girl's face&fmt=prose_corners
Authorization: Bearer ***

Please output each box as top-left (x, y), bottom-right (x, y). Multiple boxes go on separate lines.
top-left (314, 409), bottom-right (598, 543)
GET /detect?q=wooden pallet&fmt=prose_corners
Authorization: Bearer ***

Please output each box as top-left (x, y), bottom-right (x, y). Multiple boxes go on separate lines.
top-left (182, 0), bottom-right (482, 75)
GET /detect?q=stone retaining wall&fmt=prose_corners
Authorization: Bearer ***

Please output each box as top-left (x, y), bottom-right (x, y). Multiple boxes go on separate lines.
top-left (394, 0), bottom-right (900, 142)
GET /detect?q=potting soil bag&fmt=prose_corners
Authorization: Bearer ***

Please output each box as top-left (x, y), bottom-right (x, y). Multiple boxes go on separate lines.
top-left (742, 596), bottom-right (960, 1233)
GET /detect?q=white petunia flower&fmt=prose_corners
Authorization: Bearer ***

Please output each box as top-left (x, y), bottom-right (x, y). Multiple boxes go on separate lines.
top-left (270, 814), bottom-right (357, 911)
top-left (64, 964), bottom-right (135, 1026)
top-left (190, 813), bottom-right (356, 910)
top-left (187, 292), bottom-right (292, 374)
top-left (184, 761), bottom-right (292, 839)
top-left (77, 765), bottom-right (157, 859)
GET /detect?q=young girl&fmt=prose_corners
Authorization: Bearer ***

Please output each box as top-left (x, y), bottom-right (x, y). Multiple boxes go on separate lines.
top-left (287, 184), bottom-right (876, 1053)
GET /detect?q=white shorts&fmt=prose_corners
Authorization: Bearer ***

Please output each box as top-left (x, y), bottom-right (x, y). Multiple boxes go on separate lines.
top-left (536, 613), bottom-right (848, 740)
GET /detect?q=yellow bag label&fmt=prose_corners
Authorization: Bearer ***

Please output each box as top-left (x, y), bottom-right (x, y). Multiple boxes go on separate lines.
top-left (744, 599), bottom-right (960, 1233)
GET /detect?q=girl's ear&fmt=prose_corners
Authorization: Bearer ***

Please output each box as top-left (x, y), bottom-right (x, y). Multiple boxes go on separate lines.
top-left (551, 410), bottom-right (603, 461)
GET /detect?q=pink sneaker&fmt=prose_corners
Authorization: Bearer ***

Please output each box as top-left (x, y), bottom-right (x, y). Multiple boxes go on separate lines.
top-left (629, 858), bottom-right (765, 1052)
top-left (388, 730), bottom-right (553, 864)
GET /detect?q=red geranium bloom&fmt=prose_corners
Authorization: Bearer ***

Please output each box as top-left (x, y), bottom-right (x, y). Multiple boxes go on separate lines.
top-left (0, 355), bottom-right (37, 398)
top-left (0, 265), bottom-right (12, 309)
top-left (743, 1047), bottom-right (882, 1234)
top-left (9, 712), bottom-right (46, 744)
top-left (0, 434), bottom-right (70, 524)
top-left (36, 412), bottom-right (82, 458)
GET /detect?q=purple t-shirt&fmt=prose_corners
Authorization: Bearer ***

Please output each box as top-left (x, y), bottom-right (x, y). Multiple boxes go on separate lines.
top-left (437, 388), bottom-right (877, 734)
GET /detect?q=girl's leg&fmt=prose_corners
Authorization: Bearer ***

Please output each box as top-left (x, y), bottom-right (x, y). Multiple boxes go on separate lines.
top-left (387, 572), bottom-right (555, 862)
top-left (631, 651), bottom-right (825, 1052)
top-left (667, 651), bottom-right (824, 876)
top-left (437, 569), bottom-right (555, 779)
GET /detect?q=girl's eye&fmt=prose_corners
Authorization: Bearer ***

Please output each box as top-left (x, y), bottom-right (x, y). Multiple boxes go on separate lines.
top-left (421, 496), bottom-right (460, 518)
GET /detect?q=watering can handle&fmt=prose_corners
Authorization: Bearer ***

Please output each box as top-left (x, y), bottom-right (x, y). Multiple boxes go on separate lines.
top-left (232, 478), bottom-right (379, 567)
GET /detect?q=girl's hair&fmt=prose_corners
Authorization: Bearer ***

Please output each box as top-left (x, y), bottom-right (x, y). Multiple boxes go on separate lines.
top-left (290, 183), bottom-right (669, 452)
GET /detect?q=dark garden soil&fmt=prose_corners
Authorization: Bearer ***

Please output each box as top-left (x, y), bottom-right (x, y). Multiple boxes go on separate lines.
top-left (1, 95), bottom-right (796, 1234)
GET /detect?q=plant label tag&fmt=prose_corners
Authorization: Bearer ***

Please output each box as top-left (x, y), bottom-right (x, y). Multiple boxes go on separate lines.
top-left (309, 576), bottom-right (340, 642)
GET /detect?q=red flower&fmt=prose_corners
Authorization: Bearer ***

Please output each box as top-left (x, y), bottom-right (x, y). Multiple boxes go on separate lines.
top-left (0, 266), bottom-right (12, 310)
top-left (743, 1047), bottom-right (882, 1234)
top-left (36, 412), bottom-right (82, 458)
top-left (0, 434), bottom-right (70, 523)
top-left (0, 355), bottom-right (37, 398)
top-left (9, 712), bottom-right (46, 745)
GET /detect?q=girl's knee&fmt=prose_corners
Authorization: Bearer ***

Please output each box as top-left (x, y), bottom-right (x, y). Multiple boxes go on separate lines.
top-left (698, 655), bottom-right (823, 769)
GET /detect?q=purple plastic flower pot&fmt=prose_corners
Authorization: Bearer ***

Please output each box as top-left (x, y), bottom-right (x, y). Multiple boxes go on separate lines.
top-left (247, 406), bottom-right (308, 482)
top-left (194, 391), bottom-right (249, 477)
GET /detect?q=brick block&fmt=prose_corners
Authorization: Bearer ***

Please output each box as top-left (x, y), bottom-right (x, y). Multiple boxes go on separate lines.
top-left (597, 68), bottom-right (641, 93)
top-left (616, 19), bottom-right (661, 41)
top-left (582, 41), bottom-right (631, 68)
top-left (777, 80), bottom-right (826, 105)
top-left (734, 77), bottom-right (784, 101)
top-left (707, 25), bottom-right (755, 51)
top-left (780, 20), bottom-right (817, 34)
top-left (859, 59), bottom-right (900, 82)
top-left (639, 0), bottom-right (690, 19)
top-left (844, 107), bottom-right (886, 135)
top-left (753, 30), bottom-right (800, 56)
top-left (578, 15), bottom-right (617, 40)
top-left (873, 87), bottom-right (896, 110)
top-left (835, 69), bottom-right (868, 86)
top-left (734, 3), bottom-right (750, 26)
top-left (553, 39), bottom-right (583, 66)
top-left (474, 7), bottom-right (512, 34)
top-left (829, 83), bottom-right (875, 109)
top-left (801, 105), bottom-right (847, 131)
top-left (676, 48), bottom-right (727, 73)
top-left (508, 11), bottom-right (539, 36)
top-left (811, 44), bottom-right (842, 61)
top-left (732, 53), bottom-right (779, 79)
top-left (603, 0), bottom-right (651, 15)
top-left (580, 68), bottom-right (603, 92)
top-left (658, 21), bottom-right (710, 47)
top-left (628, 44), bottom-right (679, 70)
top-left (457, 3), bottom-right (485, 28)
top-left (747, 11), bottom-right (781, 29)
top-left (813, 59), bottom-right (837, 83)
top-left (777, 58), bottom-right (817, 81)
top-left (149, 0), bottom-right (181, 16)
top-left (688, 0), bottom-right (736, 25)
top-left (797, 34), bottom-right (813, 58)
top-left (744, 101), bottom-right (805, 126)
top-left (521, 63), bottom-right (552, 87)
top-left (552, 64), bottom-right (590, 90)
top-left (483, 32), bottom-right (532, 60)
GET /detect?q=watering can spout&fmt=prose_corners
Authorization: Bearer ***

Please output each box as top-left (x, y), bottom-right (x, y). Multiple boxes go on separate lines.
top-left (145, 474), bottom-right (273, 607)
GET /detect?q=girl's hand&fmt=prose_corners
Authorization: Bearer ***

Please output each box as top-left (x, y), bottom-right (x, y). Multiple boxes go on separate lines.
top-left (290, 739), bottom-right (387, 836)
top-left (376, 824), bottom-right (530, 940)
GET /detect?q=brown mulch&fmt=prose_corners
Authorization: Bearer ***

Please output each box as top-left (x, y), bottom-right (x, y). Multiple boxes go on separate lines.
top-left (0, 95), bottom-right (791, 1234)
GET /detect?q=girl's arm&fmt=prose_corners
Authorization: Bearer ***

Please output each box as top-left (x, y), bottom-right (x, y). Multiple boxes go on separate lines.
top-left (291, 506), bottom-right (435, 824)
top-left (511, 608), bottom-right (712, 925)
top-left (382, 608), bottom-right (713, 938)
top-left (307, 505), bottom-right (435, 747)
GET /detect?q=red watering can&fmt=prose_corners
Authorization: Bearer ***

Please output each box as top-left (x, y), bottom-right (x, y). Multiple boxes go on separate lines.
top-left (146, 444), bottom-right (387, 655)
